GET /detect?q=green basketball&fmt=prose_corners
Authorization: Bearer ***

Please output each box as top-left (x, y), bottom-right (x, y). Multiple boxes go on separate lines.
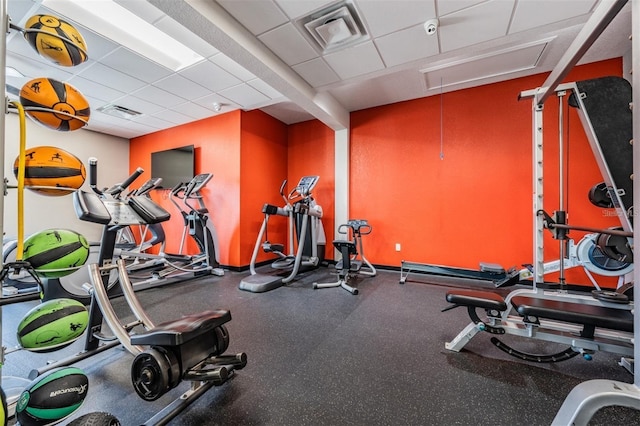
top-left (22, 229), bottom-right (90, 278)
top-left (17, 298), bottom-right (88, 352)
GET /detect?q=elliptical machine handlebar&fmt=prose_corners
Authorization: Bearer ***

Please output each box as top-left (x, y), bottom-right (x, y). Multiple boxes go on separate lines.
top-left (131, 177), bottom-right (162, 196)
top-left (89, 157), bottom-right (144, 198)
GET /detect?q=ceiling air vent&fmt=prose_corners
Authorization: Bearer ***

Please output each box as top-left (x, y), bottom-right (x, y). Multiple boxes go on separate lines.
top-left (97, 104), bottom-right (142, 120)
top-left (300, 1), bottom-right (368, 53)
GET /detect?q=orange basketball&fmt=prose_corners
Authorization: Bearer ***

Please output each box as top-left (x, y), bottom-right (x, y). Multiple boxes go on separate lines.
top-left (14, 146), bottom-right (86, 196)
top-left (19, 77), bottom-right (90, 131)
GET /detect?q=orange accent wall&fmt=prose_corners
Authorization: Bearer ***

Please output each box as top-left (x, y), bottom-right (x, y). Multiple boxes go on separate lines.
top-left (129, 111), bottom-right (242, 266)
top-left (239, 110), bottom-right (288, 265)
top-left (287, 120), bottom-right (336, 258)
top-left (350, 58), bottom-right (624, 287)
top-left (129, 58), bottom-right (625, 288)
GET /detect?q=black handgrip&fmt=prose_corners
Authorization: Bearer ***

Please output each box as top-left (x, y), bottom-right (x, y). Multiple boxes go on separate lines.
top-left (109, 167), bottom-right (144, 197)
top-left (88, 157), bottom-right (101, 195)
top-left (170, 181), bottom-right (185, 195)
top-left (121, 167), bottom-right (144, 190)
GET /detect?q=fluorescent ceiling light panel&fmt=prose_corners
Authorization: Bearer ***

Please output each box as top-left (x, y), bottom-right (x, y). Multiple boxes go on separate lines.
top-left (41, 0), bottom-right (204, 71)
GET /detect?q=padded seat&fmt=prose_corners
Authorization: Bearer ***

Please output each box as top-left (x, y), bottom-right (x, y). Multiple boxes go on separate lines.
top-left (445, 289), bottom-right (507, 311)
top-left (511, 296), bottom-right (633, 332)
top-left (131, 309), bottom-right (231, 347)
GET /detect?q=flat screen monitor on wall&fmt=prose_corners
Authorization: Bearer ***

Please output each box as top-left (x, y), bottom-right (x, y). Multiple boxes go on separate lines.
top-left (151, 145), bottom-right (195, 189)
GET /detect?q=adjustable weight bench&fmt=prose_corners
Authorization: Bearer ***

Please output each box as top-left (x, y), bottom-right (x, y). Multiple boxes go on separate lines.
top-left (444, 288), bottom-right (634, 362)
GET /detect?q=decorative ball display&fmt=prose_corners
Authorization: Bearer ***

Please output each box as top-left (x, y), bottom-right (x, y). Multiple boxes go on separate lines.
top-left (14, 146), bottom-right (86, 196)
top-left (15, 367), bottom-right (88, 426)
top-left (22, 229), bottom-right (90, 278)
top-left (20, 77), bottom-right (90, 132)
top-left (17, 298), bottom-right (88, 352)
top-left (23, 14), bottom-right (88, 67)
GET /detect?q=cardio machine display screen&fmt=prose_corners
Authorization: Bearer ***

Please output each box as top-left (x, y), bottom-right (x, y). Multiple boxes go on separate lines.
top-left (151, 145), bottom-right (195, 189)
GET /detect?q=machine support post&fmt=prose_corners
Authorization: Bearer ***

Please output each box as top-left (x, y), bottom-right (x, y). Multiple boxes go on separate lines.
top-left (533, 100), bottom-right (544, 288)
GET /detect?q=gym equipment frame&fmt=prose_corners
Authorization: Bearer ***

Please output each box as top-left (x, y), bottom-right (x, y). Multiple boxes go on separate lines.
top-left (445, 1), bottom-right (640, 423)
top-left (31, 161), bottom-right (246, 425)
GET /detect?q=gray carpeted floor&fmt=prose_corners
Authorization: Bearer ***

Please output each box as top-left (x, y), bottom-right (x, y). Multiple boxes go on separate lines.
top-left (1, 267), bottom-right (639, 425)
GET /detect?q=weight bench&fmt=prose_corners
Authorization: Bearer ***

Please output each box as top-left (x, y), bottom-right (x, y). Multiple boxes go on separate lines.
top-left (510, 295), bottom-right (633, 333)
top-left (444, 288), bottom-right (634, 362)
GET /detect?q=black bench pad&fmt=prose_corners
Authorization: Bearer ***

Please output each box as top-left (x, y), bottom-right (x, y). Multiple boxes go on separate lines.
top-left (446, 290), bottom-right (507, 311)
top-left (131, 310), bottom-right (231, 347)
top-left (511, 296), bottom-right (633, 332)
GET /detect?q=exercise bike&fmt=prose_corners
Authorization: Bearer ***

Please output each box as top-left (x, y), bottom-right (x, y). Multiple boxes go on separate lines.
top-left (239, 176), bottom-right (326, 293)
top-left (314, 219), bottom-right (376, 295)
top-left (35, 159), bottom-right (246, 425)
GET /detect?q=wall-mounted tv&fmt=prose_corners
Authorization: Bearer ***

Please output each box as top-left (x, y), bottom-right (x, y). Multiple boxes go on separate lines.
top-left (151, 145), bottom-right (195, 189)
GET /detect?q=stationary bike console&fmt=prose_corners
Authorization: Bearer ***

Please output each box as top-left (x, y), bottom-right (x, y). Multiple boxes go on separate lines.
top-left (291, 175), bottom-right (319, 198)
top-left (73, 190), bottom-right (171, 226)
top-left (184, 173), bottom-right (213, 196)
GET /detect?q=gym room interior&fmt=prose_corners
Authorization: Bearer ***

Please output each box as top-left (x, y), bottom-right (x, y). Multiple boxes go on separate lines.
top-left (1, 0), bottom-right (639, 425)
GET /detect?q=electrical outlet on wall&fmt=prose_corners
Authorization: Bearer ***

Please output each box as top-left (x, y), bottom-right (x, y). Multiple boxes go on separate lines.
top-left (395, 243), bottom-right (401, 251)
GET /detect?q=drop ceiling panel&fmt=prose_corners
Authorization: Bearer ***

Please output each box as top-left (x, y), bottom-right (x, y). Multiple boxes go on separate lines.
top-left (437, 0), bottom-right (486, 16)
top-left (89, 114), bottom-right (157, 138)
top-left (111, 94), bottom-right (165, 116)
top-left (179, 60), bottom-right (242, 92)
top-left (209, 53), bottom-right (256, 81)
top-left (154, 73), bottom-right (212, 100)
top-left (154, 15), bottom-right (220, 58)
top-left (101, 47), bottom-right (173, 83)
top-left (6, 29), bottom-right (48, 66)
top-left (510, 0), bottom-right (597, 34)
top-left (422, 41), bottom-right (548, 89)
top-left (217, 0), bottom-right (289, 35)
top-left (172, 101), bottom-right (219, 120)
top-left (275, 0), bottom-right (333, 19)
top-left (357, 0), bottom-right (436, 38)
top-left (376, 24), bottom-right (439, 68)
top-left (258, 23), bottom-right (319, 66)
top-left (130, 84), bottom-right (187, 106)
top-left (439, 0), bottom-right (516, 52)
top-left (218, 84), bottom-right (271, 108)
top-left (331, 67), bottom-right (430, 111)
top-left (192, 93), bottom-right (238, 112)
top-left (7, 0), bottom-right (38, 24)
top-left (78, 62), bottom-right (147, 93)
top-left (323, 41), bottom-right (385, 80)
top-left (115, 0), bottom-right (165, 25)
top-left (292, 58), bottom-right (340, 87)
top-left (67, 76), bottom-right (127, 103)
top-left (152, 109), bottom-right (194, 125)
top-left (73, 27), bottom-right (122, 63)
top-left (132, 114), bottom-right (174, 129)
top-left (247, 79), bottom-right (283, 99)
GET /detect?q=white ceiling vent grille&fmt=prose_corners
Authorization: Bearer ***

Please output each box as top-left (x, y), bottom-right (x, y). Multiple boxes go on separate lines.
top-left (97, 104), bottom-right (142, 120)
top-left (300, 1), bottom-right (368, 53)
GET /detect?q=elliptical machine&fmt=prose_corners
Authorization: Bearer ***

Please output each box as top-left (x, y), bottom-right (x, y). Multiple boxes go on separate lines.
top-left (314, 219), bottom-right (376, 295)
top-left (119, 173), bottom-right (224, 289)
top-left (239, 176), bottom-right (326, 293)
